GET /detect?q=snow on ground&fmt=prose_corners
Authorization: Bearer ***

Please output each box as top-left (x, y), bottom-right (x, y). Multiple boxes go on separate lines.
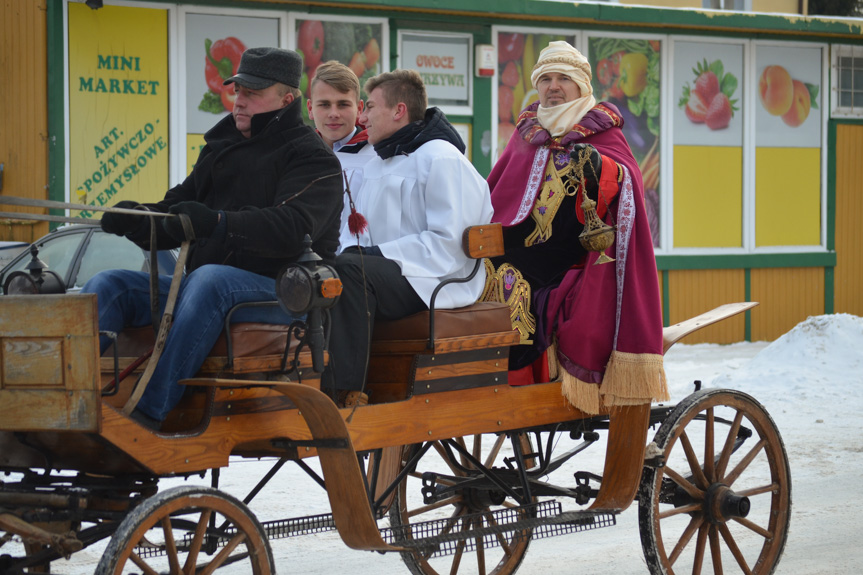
top-left (27, 314), bottom-right (863, 573)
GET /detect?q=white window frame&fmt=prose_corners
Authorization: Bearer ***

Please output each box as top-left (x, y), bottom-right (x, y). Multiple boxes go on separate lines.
top-left (831, 44), bottom-right (863, 119)
top-left (397, 30), bottom-right (473, 117)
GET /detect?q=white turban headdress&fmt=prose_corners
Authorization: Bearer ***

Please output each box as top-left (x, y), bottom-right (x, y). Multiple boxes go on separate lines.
top-left (530, 41), bottom-right (596, 137)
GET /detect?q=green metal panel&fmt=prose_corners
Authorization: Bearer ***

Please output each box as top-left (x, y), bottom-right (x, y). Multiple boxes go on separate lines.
top-left (662, 269), bottom-right (670, 327)
top-left (267, 0), bottom-right (863, 41)
top-left (656, 252), bottom-right (837, 270)
top-left (744, 268), bottom-right (751, 342)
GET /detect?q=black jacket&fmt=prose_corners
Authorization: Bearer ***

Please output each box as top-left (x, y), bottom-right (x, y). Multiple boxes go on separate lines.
top-left (372, 107), bottom-right (466, 159)
top-left (129, 98), bottom-right (343, 277)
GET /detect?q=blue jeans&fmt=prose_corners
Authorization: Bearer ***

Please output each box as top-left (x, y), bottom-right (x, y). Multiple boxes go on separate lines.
top-left (83, 264), bottom-right (296, 421)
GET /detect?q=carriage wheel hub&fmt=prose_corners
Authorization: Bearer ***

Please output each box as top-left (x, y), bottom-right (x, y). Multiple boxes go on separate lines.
top-left (463, 487), bottom-right (506, 510)
top-left (705, 483), bottom-right (750, 524)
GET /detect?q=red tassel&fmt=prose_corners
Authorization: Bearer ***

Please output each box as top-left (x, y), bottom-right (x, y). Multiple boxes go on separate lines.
top-left (348, 210), bottom-right (368, 236)
top-left (343, 171), bottom-right (368, 237)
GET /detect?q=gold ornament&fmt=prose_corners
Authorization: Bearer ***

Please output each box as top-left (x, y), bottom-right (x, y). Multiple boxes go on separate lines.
top-left (571, 147), bottom-right (616, 265)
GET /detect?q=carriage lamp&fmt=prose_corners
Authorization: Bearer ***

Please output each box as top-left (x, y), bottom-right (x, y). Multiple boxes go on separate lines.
top-left (275, 235), bottom-right (342, 372)
top-left (2, 245), bottom-right (65, 295)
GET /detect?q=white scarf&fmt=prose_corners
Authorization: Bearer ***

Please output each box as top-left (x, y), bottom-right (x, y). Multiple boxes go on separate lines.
top-left (537, 94), bottom-right (597, 137)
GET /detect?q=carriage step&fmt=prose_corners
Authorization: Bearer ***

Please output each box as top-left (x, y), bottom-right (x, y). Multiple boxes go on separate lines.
top-left (260, 512), bottom-right (337, 540)
top-left (380, 500), bottom-right (616, 558)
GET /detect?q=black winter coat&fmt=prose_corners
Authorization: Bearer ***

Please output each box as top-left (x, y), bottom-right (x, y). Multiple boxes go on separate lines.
top-left (129, 98), bottom-right (343, 278)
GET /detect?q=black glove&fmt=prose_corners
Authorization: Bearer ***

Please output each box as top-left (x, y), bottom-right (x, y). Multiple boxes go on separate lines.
top-left (161, 201), bottom-right (220, 242)
top-left (570, 143), bottom-right (603, 197)
top-left (101, 200), bottom-right (145, 236)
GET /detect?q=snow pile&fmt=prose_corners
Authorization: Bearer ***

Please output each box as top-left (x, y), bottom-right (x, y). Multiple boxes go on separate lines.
top-left (710, 313), bottom-right (863, 417)
top-left (748, 313), bottom-right (863, 382)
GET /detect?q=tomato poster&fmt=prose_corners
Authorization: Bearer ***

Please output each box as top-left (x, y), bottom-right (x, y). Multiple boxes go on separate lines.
top-left (68, 3), bottom-right (169, 215)
top-left (589, 37), bottom-right (662, 247)
top-left (495, 31), bottom-right (576, 160)
top-left (294, 17), bottom-right (384, 123)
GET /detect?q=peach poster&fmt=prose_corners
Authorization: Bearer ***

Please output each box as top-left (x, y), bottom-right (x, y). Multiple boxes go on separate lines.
top-left (755, 45), bottom-right (822, 148)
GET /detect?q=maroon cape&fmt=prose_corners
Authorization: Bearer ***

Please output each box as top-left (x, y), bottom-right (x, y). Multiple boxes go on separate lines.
top-left (488, 102), bottom-right (667, 413)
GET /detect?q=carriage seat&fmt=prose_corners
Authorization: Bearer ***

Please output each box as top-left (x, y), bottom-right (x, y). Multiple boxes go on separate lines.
top-left (365, 224), bottom-right (519, 400)
top-left (372, 301), bottom-right (513, 344)
top-left (104, 314), bottom-right (312, 379)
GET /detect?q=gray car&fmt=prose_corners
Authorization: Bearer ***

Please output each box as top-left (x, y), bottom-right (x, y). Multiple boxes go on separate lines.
top-left (0, 224), bottom-right (178, 295)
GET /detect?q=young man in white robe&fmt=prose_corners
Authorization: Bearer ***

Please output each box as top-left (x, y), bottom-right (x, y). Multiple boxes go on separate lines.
top-left (306, 60), bottom-right (376, 253)
top-left (325, 69), bottom-right (492, 406)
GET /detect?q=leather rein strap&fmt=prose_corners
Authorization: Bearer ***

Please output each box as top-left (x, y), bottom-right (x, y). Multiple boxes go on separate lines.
top-left (122, 214), bottom-right (193, 416)
top-left (0, 194), bottom-right (193, 417)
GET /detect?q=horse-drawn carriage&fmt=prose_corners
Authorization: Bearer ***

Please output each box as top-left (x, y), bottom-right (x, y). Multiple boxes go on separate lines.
top-left (0, 223), bottom-right (790, 574)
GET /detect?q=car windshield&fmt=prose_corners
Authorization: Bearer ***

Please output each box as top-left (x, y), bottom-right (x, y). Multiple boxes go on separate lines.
top-left (74, 231), bottom-right (150, 289)
top-left (3, 231), bottom-right (87, 284)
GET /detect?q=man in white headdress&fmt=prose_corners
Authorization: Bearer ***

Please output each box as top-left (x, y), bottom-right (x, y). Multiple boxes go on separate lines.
top-left (484, 41), bottom-right (668, 414)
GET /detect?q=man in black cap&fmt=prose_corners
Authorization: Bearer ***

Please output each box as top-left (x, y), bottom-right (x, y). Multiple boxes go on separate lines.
top-left (85, 47), bottom-right (343, 430)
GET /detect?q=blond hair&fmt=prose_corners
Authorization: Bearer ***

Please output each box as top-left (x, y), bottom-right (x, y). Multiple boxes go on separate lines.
top-left (310, 60), bottom-right (361, 101)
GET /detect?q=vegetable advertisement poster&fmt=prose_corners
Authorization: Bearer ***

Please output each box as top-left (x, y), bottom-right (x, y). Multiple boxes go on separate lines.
top-left (294, 17), bottom-right (384, 123)
top-left (184, 13), bottom-right (280, 174)
top-left (589, 37), bottom-right (661, 247)
top-left (495, 31), bottom-right (576, 160)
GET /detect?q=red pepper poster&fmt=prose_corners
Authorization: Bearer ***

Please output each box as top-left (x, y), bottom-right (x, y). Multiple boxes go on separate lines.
top-left (184, 13), bottom-right (280, 175)
top-left (68, 3), bottom-right (169, 216)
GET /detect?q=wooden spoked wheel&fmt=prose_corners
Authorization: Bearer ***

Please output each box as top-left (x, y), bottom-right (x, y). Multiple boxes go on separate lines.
top-left (96, 485), bottom-right (274, 575)
top-left (639, 389), bottom-right (791, 575)
top-left (390, 433), bottom-right (534, 575)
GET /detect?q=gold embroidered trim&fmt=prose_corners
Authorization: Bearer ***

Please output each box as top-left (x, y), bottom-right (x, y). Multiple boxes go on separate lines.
top-left (524, 155), bottom-right (580, 247)
top-left (481, 259), bottom-right (536, 345)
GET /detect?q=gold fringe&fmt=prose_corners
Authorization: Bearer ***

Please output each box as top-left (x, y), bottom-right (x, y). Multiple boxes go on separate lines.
top-left (600, 350), bottom-right (669, 407)
top-left (560, 370), bottom-right (602, 415)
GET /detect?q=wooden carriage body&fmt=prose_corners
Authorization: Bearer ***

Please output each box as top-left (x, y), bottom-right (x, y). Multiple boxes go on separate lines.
top-left (0, 226), bottom-right (787, 575)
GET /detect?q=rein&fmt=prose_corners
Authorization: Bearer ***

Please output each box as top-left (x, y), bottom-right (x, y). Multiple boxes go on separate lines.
top-left (0, 194), bottom-right (188, 415)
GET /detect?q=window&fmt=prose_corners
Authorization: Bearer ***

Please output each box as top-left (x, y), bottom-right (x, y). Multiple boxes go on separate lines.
top-left (832, 45), bottom-right (863, 118)
top-left (701, 0), bottom-right (751, 10)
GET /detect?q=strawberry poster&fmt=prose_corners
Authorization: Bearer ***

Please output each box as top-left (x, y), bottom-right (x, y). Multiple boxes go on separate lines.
top-left (184, 13), bottom-right (280, 173)
top-left (673, 42), bottom-right (743, 147)
top-left (589, 37), bottom-right (662, 247)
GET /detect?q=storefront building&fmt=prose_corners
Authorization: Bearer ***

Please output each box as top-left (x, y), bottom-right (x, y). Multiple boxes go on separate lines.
top-left (3, 0), bottom-right (862, 342)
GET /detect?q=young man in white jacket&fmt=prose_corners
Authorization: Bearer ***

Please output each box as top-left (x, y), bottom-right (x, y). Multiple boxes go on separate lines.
top-left (306, 60), bottom-right (375, 235)
top-left (326, 69), bottom-right (493, 406)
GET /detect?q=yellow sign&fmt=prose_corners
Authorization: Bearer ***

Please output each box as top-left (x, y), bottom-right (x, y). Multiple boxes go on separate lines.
top-left (68, 3), bottom-right (169, 218)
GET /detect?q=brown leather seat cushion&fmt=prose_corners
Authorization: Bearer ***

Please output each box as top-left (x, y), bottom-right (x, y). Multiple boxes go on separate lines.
top-left (108, 323), bottom-right (295, 359)
top-left (372, 301), bottom-right (512, 341)
top-left (108, 302), bottom-right (512, 359)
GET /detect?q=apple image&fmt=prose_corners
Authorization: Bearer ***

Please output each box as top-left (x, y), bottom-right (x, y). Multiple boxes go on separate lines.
top-left (759, 65), bottom-right (794, 116)
top-left (781, 80), bottom-right (812, 127)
